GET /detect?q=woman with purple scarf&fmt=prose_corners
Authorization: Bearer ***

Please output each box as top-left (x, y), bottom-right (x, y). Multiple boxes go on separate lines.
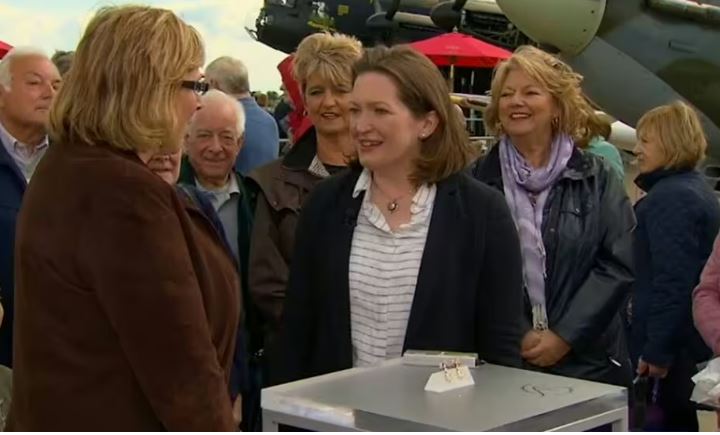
top-left (473, 46), bottom-right (635, 387)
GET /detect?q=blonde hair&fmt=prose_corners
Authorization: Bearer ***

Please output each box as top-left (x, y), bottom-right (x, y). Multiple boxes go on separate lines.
top-left (485, 45), bottom-right (605, 148)
top-left (637, 101), bottom-right (707, 170)
top-left (49, 5), bottom-right (204, 153)
top-left (293, 32), bottom-right (362, 93)
top-left (352, 45), bottom-right (474, 186)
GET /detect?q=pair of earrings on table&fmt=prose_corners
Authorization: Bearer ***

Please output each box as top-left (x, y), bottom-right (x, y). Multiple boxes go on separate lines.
top-left (440, 360), bottom-right (465, 382)
top-left (425, 358), bottom-right (475, 393)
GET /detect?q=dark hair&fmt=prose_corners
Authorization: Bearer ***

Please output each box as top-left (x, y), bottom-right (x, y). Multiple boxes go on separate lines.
top-left (352, 45), bottom-right (474, 186)
top-left (51, 50), bottom-right (74, 76)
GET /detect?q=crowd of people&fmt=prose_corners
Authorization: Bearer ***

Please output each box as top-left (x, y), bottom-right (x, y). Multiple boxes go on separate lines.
top-left (0, 3), bottom-right (719, 431)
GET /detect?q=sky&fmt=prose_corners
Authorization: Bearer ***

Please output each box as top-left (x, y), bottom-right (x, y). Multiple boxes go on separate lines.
top-left (0, 0), bottom-right (288, 91)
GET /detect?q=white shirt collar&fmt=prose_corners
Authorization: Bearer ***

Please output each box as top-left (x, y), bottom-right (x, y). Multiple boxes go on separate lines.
top-left (0, 120), bottom-right (49, 160)
top-left (195, 173), bottom-right (240, 196)
top-left (352, 168), bottom-right (372, 198)
top-left (352, 168), bottom-right (434, 210)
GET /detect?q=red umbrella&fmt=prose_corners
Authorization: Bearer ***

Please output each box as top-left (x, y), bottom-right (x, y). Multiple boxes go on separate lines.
top-left (410, 32), bottom-right (511, 68)
top-left (0, 41), bottom-right (12, 59)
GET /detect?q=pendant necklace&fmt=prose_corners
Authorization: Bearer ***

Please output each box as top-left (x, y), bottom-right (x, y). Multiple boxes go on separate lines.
top-left (387, 199), bottom-right (399, 213)
top-left (372, 180), bottom-right (406, 214)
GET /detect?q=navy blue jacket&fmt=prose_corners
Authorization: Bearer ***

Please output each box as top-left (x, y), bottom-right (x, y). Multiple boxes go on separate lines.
top-left (0, 141), bottom-right (25, 367)
top-left (631, 169), bottom-right (720, 367)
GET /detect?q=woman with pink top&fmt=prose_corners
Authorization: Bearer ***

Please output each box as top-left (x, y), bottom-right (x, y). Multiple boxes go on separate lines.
top-left (694, 235), bottom-right (720, 357)
top-left (694, 234), bottom-right (720, 426)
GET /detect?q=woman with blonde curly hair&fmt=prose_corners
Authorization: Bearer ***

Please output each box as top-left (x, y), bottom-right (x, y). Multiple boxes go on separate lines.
top-left (473, 45), bottom-right (635, 386)
top-left (247, 32), bottom-right (362, 384)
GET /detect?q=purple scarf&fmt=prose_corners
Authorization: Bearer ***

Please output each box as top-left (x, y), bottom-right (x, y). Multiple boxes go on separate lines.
top-left (499, 134), bottom-right (574, 330)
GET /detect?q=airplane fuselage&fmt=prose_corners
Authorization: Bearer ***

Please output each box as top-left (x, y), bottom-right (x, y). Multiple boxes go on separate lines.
top-left (496, 0), bottom-right (720, 168)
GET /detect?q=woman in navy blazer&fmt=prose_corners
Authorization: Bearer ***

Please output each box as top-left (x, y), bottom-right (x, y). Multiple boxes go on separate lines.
top-left (275, 45), bottom-right (525, 384)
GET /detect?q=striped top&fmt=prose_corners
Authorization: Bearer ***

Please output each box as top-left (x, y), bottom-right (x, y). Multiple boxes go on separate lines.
top-left (308, 155), bottom-right (331, 178)
top-left (348, 169), bottom-right (437, 367)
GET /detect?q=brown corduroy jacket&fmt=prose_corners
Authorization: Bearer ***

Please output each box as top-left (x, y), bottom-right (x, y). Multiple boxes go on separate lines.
top-left (246, 130), bottom-right (325, 342)
top-left (7, 141), bottom-right (239, 431)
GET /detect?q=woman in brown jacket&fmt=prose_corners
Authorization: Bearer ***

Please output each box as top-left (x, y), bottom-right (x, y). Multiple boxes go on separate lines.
top-left (248, 32), bottom-right (362, 375)
top-left (7, 6), bottom-right (239, 431)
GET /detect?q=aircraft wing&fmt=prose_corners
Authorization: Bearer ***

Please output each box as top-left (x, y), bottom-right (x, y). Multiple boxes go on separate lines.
top-left (450, 93), bottom-right (491, 111)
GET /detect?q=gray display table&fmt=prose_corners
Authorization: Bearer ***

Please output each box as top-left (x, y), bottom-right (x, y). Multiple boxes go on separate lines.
top-left (262, 359), bottom-right (628, 431)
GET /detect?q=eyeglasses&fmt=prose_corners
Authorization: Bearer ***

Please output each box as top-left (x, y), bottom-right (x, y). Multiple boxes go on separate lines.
top-left (181, 80), bottom-right (209, 96)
